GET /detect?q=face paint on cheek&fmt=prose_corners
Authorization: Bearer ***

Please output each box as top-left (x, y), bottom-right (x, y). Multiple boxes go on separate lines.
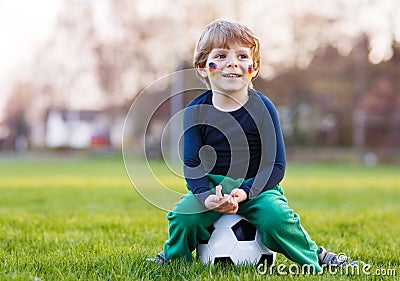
top-left (247, 64), bottom-right (253, 78)
top-left (208, 62), bottom-right (217, 78)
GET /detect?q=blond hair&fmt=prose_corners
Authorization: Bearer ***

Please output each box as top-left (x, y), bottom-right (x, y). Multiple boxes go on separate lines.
top-left (194, 20), bottom-right (261, 84)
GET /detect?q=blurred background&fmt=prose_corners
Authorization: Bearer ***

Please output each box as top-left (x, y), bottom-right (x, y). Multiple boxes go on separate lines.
top-left (1, 0), bottom-right (400, 164)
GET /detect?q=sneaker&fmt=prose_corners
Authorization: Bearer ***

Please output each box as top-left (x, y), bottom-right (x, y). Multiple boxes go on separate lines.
top-left (319, 247), bottom-right (363, 268)
top-left (146, 251), bottom-right (170, 265)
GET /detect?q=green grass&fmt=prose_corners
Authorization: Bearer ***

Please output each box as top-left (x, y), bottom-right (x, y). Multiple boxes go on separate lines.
top-left (0, 156), bottom-right (399, 280)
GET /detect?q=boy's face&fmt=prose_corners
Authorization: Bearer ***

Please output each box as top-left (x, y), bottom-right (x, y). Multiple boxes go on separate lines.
top-left (199, 42), bottom-right (258, 95)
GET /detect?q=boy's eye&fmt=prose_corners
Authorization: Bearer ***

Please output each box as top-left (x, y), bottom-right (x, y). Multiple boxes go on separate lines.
top-left (214, 54), bottom-right (226, 59)
top-left (239, 54), bottom-right (249, 59)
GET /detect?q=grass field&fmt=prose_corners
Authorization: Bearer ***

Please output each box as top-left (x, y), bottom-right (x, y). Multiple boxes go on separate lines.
top-left (0, 155), bottom-right (399, 280)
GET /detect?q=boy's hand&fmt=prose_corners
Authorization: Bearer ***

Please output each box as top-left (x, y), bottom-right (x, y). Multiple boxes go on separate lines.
top-left (229, 188), bottom-right (247, 204)
top-left (204, 185), bottom-right (242, 214)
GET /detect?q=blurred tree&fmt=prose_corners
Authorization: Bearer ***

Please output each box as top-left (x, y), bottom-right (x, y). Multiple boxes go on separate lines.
top-left (3, 83), bottom-right (31, 150)
top-left (256, 41), bottom-right (360, 147)
top-left (31, 0), bottom-right (103, 109)
top-left (361, 42), bottom-right (400, 149)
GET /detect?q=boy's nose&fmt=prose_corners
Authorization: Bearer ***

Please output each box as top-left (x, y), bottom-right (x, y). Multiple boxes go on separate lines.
top-left (227, 61), bottom-right (238, 68)
top-left (226, 55), bottom-right (238, 68)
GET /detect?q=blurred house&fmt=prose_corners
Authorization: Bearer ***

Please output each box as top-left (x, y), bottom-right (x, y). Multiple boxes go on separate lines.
top-left (43, 109), bottom-right (124, 149)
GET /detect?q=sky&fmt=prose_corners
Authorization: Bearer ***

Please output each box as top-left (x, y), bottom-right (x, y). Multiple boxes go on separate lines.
top-left (0, 0), bottom-right (61, 121)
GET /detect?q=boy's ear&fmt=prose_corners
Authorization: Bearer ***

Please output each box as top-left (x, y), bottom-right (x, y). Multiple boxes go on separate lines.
top-left (196, 66), bottom-right (208, 78)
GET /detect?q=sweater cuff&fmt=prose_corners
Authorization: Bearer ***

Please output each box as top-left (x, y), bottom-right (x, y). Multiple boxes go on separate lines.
top-left (239, 183), bottom-right (251, 196)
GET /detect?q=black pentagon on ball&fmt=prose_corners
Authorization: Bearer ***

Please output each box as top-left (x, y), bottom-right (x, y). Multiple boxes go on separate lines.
top-left (198, 224), bottom-right (215, 244)
top-left (231, 219), bottom-right (256, 241)
top-left (214, 257), bottom-right (234, 265)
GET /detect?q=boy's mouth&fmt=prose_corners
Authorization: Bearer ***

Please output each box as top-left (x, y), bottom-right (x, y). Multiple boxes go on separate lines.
top-left (222, 73), bottom-right (242, 78)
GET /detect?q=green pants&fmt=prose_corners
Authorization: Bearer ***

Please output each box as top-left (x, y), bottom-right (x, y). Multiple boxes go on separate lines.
top-left (163, 174), bottom-right (322, 272)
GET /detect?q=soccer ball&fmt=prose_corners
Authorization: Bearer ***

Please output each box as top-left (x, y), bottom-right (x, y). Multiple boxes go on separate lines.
top-left (196, 214), bottom-right (276, 266)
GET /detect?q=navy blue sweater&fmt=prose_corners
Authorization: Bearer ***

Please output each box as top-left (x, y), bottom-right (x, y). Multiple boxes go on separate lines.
top-left (183, 89), bottom-right (286, 205)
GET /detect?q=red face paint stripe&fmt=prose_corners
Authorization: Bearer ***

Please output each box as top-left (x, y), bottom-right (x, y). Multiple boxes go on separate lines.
top-left (248, 64), bottom-right (253, 74)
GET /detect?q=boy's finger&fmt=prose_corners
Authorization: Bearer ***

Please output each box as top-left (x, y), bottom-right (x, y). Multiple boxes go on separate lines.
top-left (225, 194), bottom-right (233, 204)
top-left (216, 185), bottom-right (223, 197)
top-left (230, 193), bottom-right (236, 200)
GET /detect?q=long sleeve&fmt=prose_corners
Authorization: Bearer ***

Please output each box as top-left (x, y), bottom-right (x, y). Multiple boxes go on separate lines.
top-left (183, 102), bottom-right (214, 204)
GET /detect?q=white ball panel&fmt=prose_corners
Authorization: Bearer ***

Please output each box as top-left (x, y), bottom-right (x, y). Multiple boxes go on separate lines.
top-left (207, 228), bottom-right (237, 256)
top-left (196, 244), bottom-right (215, 265)
top-left (230, 241), bottom-right (262, 265)
top-left (213, 214), bottom-right (242, 228)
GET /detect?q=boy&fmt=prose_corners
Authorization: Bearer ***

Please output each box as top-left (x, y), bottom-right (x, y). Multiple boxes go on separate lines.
top-left (148, 20), bottom-right (359, 272)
